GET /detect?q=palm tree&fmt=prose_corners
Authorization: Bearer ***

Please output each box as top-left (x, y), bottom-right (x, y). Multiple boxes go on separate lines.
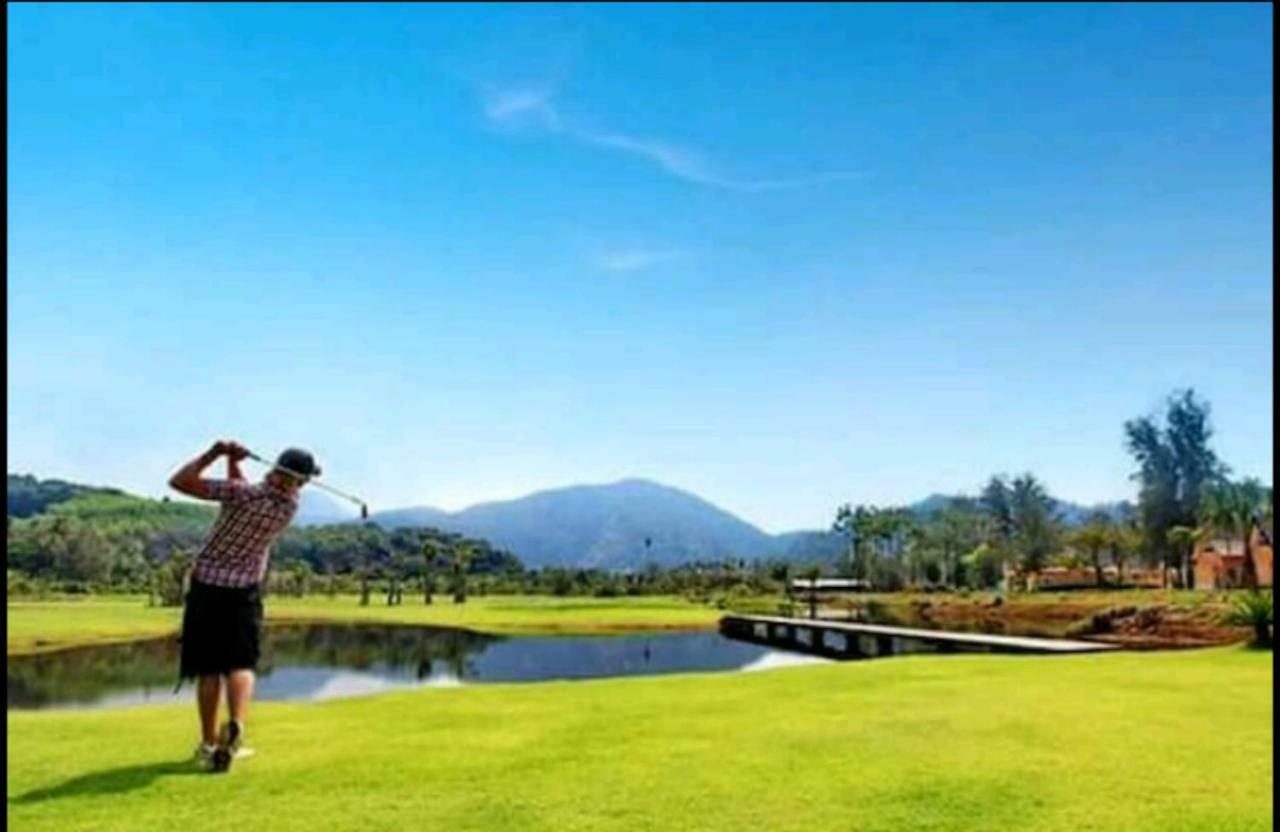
top-left (833, 505), bottom-right (860, 578)
top-left (358, 557), bottom-right (372, 606)
top-left (1107, 524), bottom-right (1142, 587)
top-left (450, 543), bottom-right (476, 604)
top-left (933, 501), bottom-right (981, 589)
top-left (1202, 479), bottom-right (1270, 590)
top-left (1069, 515), bottom-right (1113, 588)
top-left (1166, 525), bottom-right (1209, 589)
top-left (802, 565), bottom-right (821, 619)
top-left (1010, 474), bottom-right (1059, 576)
top-left (845, 506), bottom-right (878, 584)
top-left (421, 540), bottom-right (442, 604)
top-left (386, 553), bottom-right (405, 606)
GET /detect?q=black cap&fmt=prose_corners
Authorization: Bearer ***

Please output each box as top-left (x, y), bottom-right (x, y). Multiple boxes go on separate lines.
top-left (275, 448), bottom-right (321, 479)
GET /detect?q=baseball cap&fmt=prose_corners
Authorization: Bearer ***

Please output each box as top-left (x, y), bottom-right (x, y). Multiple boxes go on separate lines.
top-left (275, 448), bottom-right (321, 480)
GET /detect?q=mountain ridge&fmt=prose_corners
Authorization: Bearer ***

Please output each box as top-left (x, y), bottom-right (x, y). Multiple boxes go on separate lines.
top-left (362, 479), bottom-right (1131, 568)
top-left (9, 472), bottom-right (1135, 570)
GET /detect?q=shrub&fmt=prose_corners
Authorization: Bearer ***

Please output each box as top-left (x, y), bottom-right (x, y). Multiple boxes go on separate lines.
top-left (7, 570), bottom-right (44, 598)
top-left (1224, 591), bottom-right (1273, 647)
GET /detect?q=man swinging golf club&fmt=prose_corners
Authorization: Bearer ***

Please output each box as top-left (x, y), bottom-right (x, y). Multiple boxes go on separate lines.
top-left (169, 440), bottom-right (320, 773)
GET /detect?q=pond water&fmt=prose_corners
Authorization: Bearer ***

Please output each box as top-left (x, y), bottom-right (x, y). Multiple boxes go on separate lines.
top-left (7, 624), bottom-right (830, 711)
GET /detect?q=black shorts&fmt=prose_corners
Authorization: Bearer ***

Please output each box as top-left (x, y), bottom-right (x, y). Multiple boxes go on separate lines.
top-left (179, 579), bottom-right (264, 679)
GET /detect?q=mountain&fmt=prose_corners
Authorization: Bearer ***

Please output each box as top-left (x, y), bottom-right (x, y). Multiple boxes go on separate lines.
top-left (8, 471), bottom-right (1134, 571)
top-left (370, 479), bottom-right (778, 570)
top-left (1052, 499), bottom-right (1132, 526)
top-left (6, 474), bottom-right (121, 518)
top-left (366, 505), bottom-right (452, 530)
top-left (908, 493), bottom-right (962, 517)
top-left (294, 490), bottom-right (363, 526)
top-left (370, 484), bottom-right (1137, 569)
top-left (771, 529), bottom-right (846, 560)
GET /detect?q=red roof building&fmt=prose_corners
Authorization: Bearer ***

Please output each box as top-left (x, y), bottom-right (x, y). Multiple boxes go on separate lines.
top-left (1192, 525), bottom-right (1274, 589)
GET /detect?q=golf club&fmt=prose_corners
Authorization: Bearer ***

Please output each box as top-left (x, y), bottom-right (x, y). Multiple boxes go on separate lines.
top-left (244, 450), bottom-right (370, 520)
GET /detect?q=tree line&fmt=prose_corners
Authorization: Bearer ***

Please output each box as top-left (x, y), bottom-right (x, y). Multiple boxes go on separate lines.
top-left (826, 389), bottom-right (1271, 591)
top-left (830, 474), bottom-right (1096, 590)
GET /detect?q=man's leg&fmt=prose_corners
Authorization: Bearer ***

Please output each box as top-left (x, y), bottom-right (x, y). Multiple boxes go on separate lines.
top-left (226, 669), bottom-right (255, 728)
top-left (210, 669), bottom-right (255, 771)
top-left (197, 675), bottom-right (221, 746)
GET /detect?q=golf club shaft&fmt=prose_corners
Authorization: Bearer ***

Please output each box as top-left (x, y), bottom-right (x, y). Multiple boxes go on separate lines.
top-left (244, 450), bottom-right (367, 511)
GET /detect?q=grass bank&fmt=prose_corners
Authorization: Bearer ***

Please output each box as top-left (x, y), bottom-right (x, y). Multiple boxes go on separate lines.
top-left (7, 646), bottom-right (1272, 831)
top-left (6, 595), bottom-right (723, 655)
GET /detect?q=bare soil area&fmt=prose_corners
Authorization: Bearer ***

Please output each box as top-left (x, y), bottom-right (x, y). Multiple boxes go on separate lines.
top-left (819, 592), bottom-right (1252, 649)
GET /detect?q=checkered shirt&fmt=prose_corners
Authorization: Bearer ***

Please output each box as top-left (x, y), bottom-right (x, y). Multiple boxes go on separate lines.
top-left (192, 479), bottom-right (298, 588)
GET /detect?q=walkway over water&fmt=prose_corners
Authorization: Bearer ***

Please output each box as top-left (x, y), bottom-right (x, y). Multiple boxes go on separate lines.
top-left (720, 614), bottom-right (1119, 657)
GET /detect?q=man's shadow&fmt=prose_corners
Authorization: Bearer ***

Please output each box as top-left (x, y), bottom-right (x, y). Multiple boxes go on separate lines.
top-left (9, 760), bottom-right (202, 805)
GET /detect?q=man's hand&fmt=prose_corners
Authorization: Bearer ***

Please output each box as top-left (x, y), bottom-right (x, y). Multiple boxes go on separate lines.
top-left (225, 442), bottom-right (250, 482)
top-left (173, 442), bottom-right (236, 500)
top-left (209, 440), bottom-right (250, 461)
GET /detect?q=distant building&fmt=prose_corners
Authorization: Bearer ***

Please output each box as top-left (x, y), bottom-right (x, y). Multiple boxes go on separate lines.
top-left (1192, 525), bottom-right (1274, 589)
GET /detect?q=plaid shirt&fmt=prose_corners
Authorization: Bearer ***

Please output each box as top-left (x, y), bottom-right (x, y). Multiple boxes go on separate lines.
top-left (192, 479), bottom-right (298, 588)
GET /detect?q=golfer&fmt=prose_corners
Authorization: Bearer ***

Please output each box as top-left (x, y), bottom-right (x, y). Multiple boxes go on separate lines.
top-left (168, 440), bottom-right (320, 772)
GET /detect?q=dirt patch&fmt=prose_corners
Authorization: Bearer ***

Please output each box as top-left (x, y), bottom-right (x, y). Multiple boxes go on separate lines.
top-left (1080, 606), bottom-right (1248, 649)
top-left (832, 595), bottom-right (1251, 649)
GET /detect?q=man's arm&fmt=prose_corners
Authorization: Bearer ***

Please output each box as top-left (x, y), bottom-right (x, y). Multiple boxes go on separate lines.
top-left (226, 441), bottom-right (249, 482)
top-left (169, 441), bottom-right (231, 500)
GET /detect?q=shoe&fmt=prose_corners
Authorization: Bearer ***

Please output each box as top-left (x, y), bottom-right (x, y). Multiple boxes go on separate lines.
top-left (210, 720), bottom-right (244, 773)
top-left (194, 742), bottom-right (217, 771)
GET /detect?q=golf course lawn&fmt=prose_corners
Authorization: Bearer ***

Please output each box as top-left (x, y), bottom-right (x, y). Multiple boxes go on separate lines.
top-left (6, 595), bottom-right (723, 654)
top-left (7, 645), bottom-right (1272, 832)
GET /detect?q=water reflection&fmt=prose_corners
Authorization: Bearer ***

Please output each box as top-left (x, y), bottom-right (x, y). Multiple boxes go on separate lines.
top-left (8, 624), bottom-right (827, 711)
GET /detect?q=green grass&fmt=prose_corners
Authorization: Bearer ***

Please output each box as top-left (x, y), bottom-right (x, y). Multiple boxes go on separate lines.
top-left (6, 594), bottom-right (722, 655)
top-left (7, 646), bottom-right (1272, 831)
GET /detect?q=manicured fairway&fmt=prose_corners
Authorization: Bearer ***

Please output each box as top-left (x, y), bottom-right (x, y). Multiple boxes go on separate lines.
top-left (6, 646), bottom-right (1272, 832)
top-left (6, 595), bottom-right (723, 655)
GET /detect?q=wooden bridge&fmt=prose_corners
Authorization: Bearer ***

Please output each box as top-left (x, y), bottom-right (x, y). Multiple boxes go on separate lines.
top-left (719, 614), bottom-right (1119, 658)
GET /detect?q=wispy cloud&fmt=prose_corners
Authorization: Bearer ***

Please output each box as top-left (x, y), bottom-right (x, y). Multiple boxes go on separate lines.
top-left (481, 85), bottom-right (560, 130)
top-left (479, 86), bottom-right (860, 191)
top-left (579, 130), bottom-right (860, 192)
top-left (592, 248), bottom-right (687, 273)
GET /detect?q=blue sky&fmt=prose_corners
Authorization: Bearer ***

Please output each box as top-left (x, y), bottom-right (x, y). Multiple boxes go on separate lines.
top-left (7, 3), bottom-right (1273, 531)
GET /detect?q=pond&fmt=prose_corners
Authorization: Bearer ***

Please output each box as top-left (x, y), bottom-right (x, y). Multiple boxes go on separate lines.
top-left (7, 624), bottom-right (831, 711)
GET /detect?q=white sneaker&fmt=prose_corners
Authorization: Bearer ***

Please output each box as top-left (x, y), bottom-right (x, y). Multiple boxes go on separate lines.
top-left (194, 743), bottom-right (217, 770)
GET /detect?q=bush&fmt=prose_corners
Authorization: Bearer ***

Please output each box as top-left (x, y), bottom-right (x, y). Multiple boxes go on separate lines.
top-left (7, 570), bottom-right (45, 598)
top-left (1224, 591), bottom-right (1273, 647)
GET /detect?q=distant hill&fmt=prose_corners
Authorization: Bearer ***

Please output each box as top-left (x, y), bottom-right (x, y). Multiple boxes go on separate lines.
top-left (6, 474), bottom-right (122, 518)
top-left (367, 505), bottom-right (453, 530)
top-left (370, 479), bottom-right (777, 570)
top-left (908, 493), bottom-right (1131, 525)
top-left (294, 490), bottom-right (363, 527)
top-left (771, 529), bottom-right (847, 561)
top-left (8, 473), bottom-right (363, 527)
